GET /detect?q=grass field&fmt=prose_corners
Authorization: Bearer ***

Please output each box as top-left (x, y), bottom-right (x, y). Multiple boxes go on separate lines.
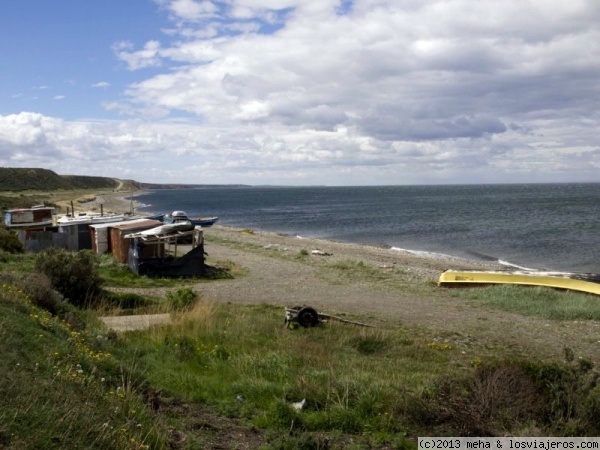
top-left (2, 243), bottom-right (600, 448)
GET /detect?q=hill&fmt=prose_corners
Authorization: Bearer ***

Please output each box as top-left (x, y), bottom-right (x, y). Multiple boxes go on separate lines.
top-left (0, 167), bottom-right (141, 192)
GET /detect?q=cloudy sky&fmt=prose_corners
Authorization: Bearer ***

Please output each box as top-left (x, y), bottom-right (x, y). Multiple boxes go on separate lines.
top-left (1, 0), bottom-right (599, 185)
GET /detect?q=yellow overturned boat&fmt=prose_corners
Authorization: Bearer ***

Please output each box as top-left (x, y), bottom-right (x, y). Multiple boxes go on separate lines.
top-left (438, 270), bottom-right (600, 297)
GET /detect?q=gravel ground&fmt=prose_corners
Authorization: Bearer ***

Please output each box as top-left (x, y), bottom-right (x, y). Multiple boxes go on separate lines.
top-left (206, 227), bottom-right (600, 359)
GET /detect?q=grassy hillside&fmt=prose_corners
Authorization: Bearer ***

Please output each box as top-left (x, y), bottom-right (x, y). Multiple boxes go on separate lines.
top-left (0, 167), bottom-right (141, 192)
top-left (0, 272), bottom-right (164, 449)
top-left (0, 168), bottom-right (141, 211)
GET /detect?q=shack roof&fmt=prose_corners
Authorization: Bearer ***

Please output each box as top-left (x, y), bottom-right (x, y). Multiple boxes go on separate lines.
top-left (108, 219), bottom-right (163, 231)
top-left (89, 219), bottom-right (139, 230)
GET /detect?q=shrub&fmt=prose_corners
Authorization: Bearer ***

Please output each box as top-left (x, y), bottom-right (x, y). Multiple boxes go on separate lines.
top-left (433, 365), bottom-right (541, 435)
top-left (35, 248), bottom-right (103, 307)
top-left (166, 287), bottom-right (198, 311)
top-left (100, 290), bottom-right (158, 310)
top-left (410, 358), bottom-right (600, 436)
top-left (0, 272), bottom-right (85, 330)
top-left (0, 227), bottom-right (23, 253)
top-left (20, 272), bottom-right (66, 315)
top-left (522, 356), bottom-right (600, 434)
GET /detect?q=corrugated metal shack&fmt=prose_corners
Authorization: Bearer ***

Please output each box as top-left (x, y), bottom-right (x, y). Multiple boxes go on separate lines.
top-left (126, 226), bottom-right (206, 277)
top-left (16, 229), bottom-right (68, 252)
top-left (57, 215), bottom-right (129, 252)
top-left (57, 222), bottom-right (94, 251)
top-left (89, 218), bottom-right (162, 256)
top-left (108, 219), bottom-right (164, 264)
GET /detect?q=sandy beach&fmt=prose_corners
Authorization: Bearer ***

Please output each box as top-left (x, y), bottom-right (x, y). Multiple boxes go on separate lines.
top-left (91, 190), bottom-right (600, 363)
top-left (65, 190), bottom-right (147, 215)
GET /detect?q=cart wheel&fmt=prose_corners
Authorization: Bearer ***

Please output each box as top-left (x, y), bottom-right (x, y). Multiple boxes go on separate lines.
top-left (297, 307), bottom-right (319, 328)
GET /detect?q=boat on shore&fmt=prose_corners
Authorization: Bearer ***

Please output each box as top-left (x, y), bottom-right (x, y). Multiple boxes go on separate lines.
top-left (55, 211), bottom-right (134, 226)
top-left (438, 269), bottom-right (600, 296)
top-left (124, 220), bottom-right (195, 238)
top-left (162, 211), bottom-right (218, 228)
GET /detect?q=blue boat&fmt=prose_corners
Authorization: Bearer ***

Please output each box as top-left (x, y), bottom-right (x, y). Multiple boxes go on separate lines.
top-left (162, 210), bottom-right (218, 228)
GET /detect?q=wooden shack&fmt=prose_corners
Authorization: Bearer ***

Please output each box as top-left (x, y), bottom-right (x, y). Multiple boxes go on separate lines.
top-left (89, 222), bottom-right (116, 254)
top-left (108, 219), bottom-right (164, 263)
top-left (90, 218), bottom-right (161, 255)
top-left (126, 227), bottom-right (205, 277)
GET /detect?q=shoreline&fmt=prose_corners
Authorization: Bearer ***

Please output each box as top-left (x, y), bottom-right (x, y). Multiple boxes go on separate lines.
top-left (205, 223), bottom-right (505, 278)
top-left (89, 190), bottom-right (504, 272)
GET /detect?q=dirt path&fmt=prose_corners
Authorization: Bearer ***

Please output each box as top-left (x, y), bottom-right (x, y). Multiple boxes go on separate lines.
top-left (99, 314), bottom-right (171, 331)
top-left (110, 225), bottom-right (600, 362)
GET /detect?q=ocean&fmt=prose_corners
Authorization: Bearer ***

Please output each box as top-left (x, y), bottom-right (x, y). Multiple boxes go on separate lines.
top-left (134, 183), bottom-right (600, 273)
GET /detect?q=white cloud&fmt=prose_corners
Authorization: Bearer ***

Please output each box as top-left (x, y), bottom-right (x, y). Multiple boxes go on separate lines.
top-left (92, 81), bottom-right (111, 89)
top-left (113, 40), bottom-right (163, 70)
top-left (5, 0), bottom-right (600, 184)
top-left (166, 0), bottom-right (218, 20)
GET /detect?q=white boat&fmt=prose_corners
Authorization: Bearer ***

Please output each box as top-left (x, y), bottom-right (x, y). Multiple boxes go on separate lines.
top-left (55, 211), bottom-right (136, 226)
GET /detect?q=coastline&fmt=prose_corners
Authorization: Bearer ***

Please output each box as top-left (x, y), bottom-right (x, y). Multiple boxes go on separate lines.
top-left (86, 190), bottom-right (504, 273)
top-left (205, 223), bottom-right (505, 281)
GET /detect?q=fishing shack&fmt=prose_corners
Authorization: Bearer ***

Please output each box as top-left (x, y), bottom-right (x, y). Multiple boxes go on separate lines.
top-left (125, 222), bottom-right (206, 277)
top-left (106, 219), bottom-right (164, 263)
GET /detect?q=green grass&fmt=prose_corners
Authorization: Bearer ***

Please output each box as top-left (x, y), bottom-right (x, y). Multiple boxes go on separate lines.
top-left (106, 298), bottom-right (600, 442)
top-left (0, 251), bottom-right (37, 272)
top-left (0, 283), bottom-right (164, 449)
top-left (452, 284), bottom-right (600, 321)
top-left (5, 242), bottom-right (600, 446)
top-left (4, 280), bottom-right (600, 448)
top-left (111, 302), bottom-right (457, 444)
top-left (0, 167), bottom-right (123, 192)
top-left (97, 253), bottom-right (245, 288)
top-left (96, 254), bottom-right (185, 288)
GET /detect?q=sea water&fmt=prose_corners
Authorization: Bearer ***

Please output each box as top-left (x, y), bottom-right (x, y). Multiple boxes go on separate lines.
top-left (134, 183), bottom-right (600, 273)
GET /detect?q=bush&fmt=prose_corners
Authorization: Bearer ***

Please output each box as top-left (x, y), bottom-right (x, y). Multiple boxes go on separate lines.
top-left (0, 272), bottom-right (85, 330)
top-left (100, 291), bottom-right (158, 310)
top-left (423, 365), bottom-right (541, 435)
top-left (410, 358), bottom-right (600, 436)
top-left (35, 248), bottom-right (103, 307)
top-left (20, 272), bottom-right (66, 315)
top-left (0, 227), bottom-right (23, 253)
top-left (166, 287), bottom-right (198, 311)
top-left (522, 356), bottom-right (600, 434)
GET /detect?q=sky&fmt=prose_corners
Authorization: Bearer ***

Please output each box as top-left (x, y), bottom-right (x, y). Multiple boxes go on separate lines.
top-left (1, 0), bottom-right (599, 186)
